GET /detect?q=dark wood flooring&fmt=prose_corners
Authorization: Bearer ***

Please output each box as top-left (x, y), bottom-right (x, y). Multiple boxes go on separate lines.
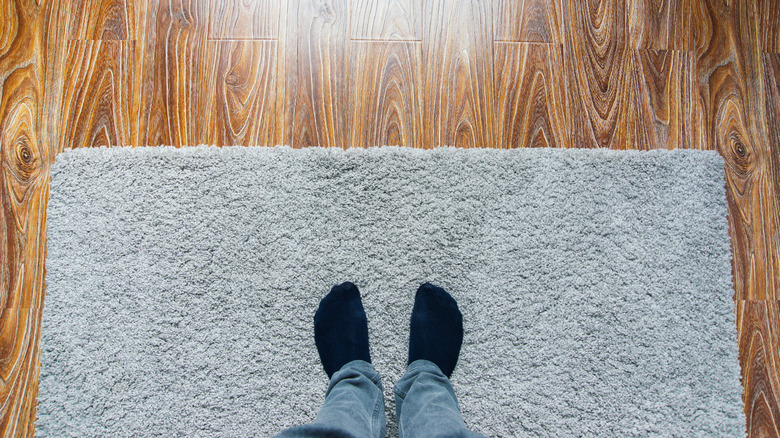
top-left (0, 0), bottom-right (778, 435)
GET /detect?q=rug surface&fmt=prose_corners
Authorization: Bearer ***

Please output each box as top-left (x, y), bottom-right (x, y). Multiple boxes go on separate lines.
top-left (37, 145), bottom-right (744, 437)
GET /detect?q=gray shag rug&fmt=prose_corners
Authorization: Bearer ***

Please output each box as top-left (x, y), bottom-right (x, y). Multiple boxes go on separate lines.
top-left (37, 145), bottom-right (744, 437)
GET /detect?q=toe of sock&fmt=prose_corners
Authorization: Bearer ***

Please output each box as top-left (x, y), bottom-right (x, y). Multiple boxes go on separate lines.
top-left (323, 281), bottom-right (359, 302)
top-left (314, 282), bottom-right (371, 378)
top-left (409, 283), bottom-right (463, 377)
top-left (415, 283), bottom-right (461, 314)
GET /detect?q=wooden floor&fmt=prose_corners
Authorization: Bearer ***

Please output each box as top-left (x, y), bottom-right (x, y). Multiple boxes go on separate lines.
top-left (1, 0), bottom-right (779, 435)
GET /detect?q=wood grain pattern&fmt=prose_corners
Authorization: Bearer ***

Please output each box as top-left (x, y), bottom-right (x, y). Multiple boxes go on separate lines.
top-left (285, 0), bottom-right (349, 148)
top-left (631, 49), bottom-right (694, 149)
top-left (60, 41), bottom-right (132, 149)
top-left (494, 0), bottom-right (562, 43)
top-left (67, 0), bottom-right (133, 40)
top-left (2, 0), bottom-right (779, 435)
top-left (207, 41), bottom-right (277, 146)
top-left (208, 0), bottom-right (280, 40)
top-left (0, 0), bottom-right (53, 436)
top-left (349, 41), bottom-right (422, 148)
top-left (762, 53), bottom-right (780, 299)
top-left (691, 0), bottom-right (778, 301)
top-left (423, 0), bottom-right (494, 148)
top-left (351, 0), bottom-right (421, 41)
top-left (757, 0), bottom-right (780, 53)
top-left (133, 0), bottom-right (210, 147)
top-left (737, 300), bottom-right (780, 437)
top-left (271, 0), bottom-right (288, 146)
top-left (0, 309), bottom-right (42, 436)
top-left (628, 0), bottom-right (670, 49)
top-left (1, 64), bottom-right (46, 279)
top-left (494, 42), bottom-right (567, 148)
top-left (671, 0), bottom-right (709, 52)
top-left (563, 0), bottom-right (634, 149)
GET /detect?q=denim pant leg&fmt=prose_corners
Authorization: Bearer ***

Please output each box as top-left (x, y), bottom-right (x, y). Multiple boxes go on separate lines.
top-left (394, 360), bottom-right (485, 438)
top-left (275, 360), bottom-right (386, 438)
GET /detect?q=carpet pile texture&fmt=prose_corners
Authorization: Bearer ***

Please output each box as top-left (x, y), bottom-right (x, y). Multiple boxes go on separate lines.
top-left (37, 145), bottom-right (744, 437)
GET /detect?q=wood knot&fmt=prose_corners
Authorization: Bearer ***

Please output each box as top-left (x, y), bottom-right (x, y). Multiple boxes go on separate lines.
top-left (12, 136), bottom-right (39, 181)
top-left (173, 11), bottom-right (191, 29)
top-left (20, 145), bottom-right (31, 163)
top-left (729, 131), bottom-right (751, 161)
top-left (725, 130), bottom-right (756, 182)
top-left (734, 139), bottom-right (747, 158)
top-left (318, 2), bottom-right (335, 22)
top-left (226, 74), bottom-right (238, 85)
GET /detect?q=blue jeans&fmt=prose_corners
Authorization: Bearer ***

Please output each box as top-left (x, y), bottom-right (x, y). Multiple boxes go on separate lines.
top-left (276, 360), bottom-right (484, 438)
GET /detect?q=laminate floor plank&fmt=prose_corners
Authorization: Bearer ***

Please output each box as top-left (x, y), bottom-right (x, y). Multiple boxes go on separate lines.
top-left (494, 0), bottom-right (563, 43)
top-left (0, 309), bottom-right (43, 437)
top-left (349, 41), bottom-right (422, 148)
top-left (207, 41), bottom-right (278, 146)
top-left (284, 0), bottom-right (350, 148)
top-left (627, 0), bottom-right (670, 49)
top-left (757, 0), bottom-right (780, 53)
top-left (761, 53), bottom-right (780, 300)
top-left (2, 0), bottom-right (779, 435)
top-left (132, 0), bottom-right (211, 147)
top-left (351, 0), bottom-right (421, 41)
top-left (667, 0), bottom-right (695, 50)
top-left (691, 0), bottom-right (778, 301)
top-left (494, 42), bottom-right (567, 148)
top-left (631, 49), bottom-right (694, 150)
top-left (562, 0), bottom-right (634, 149)
top-left (0, 3), bottom-right (50, 436)
top-left (208, 0), bottom-right (280, 40)
top-left (59, 41), bottom-right (133, 149)
top-left (271, 1), bottom-right (288, 145)
top-left (423, 0), bottom-right (494, 149)
top-left (737, 300), bottom-right (780, 438)
top-left (67, 0), bottom-right (134, 40)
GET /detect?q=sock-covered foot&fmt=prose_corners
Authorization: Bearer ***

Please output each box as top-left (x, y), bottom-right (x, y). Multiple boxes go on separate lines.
top-left (314, 281), bottom-right (371, 378)
top-left (407, 282), bottom-right (463, 378)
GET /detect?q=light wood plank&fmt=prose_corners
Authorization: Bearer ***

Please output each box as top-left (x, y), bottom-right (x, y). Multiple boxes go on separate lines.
top-left (3, 0), bottom-right (780, 435)
top-left (207, 41), bottom-right (277, 146)
top-left (494, 42), bottom-right (567, 148)
top-left (60, 41), bottom-right (133, 149)
top-left (351, 0), bottom-right (421, 41)
top-left (1, 63), bottom-right (47, 285)
top-left (133, 0), bottom-right (211, 147)
top-left (208, 0), bottom-right (280, 40)
top-left (0, 0), bottom-right (55, 435)
top-left (67, 0), bottom-right (134, 40)
top-left (423, 0), bottom-right (494, 149)
top-left (349, 41), bottom-right (422, 148)
top-left (0, 309), bottom-right (42, 436)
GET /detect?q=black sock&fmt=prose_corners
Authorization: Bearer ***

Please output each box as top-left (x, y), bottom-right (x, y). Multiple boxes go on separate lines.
top-left (314, 281), bottom-right (371, 378)
top-left (407, 282), bottom-right (463, 378)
